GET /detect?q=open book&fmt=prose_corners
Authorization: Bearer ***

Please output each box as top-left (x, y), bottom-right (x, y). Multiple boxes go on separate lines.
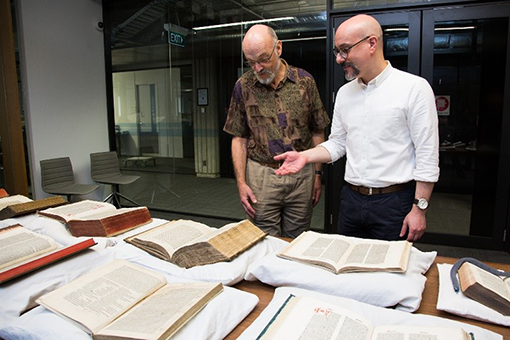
top-left (36, 259), bottom-right (223, 340)
top-left (0, 195), bottom-right (67, 220)
top-left (125, 219), bottom-right (267, 268)
top-left (277, 231), bottom-right (412, 274)
top-left (0, 224), bottom-right (96, 284)
top-left (459, 261), bottom-right (510, 316)
top-left (258, 295), bottom-right (472, 340)
top-left (38, 200), bottom-right (152, 237)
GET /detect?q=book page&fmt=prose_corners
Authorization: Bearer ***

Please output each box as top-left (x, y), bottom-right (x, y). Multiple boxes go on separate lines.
top-left (0, 195), bottom-right (32, 210)
top-left (36, 260), bottom-right (166, 334)
top-left (96, 282), bottom-right (222, 340)
top-left (278, 231), bottom-right (354, 272)
top-left (0, 225), bottom-right (57, 270)
top-left (341, 239), bottom-right (410, 272)
top-left (372, 325), bottom-right (469, 340)
top-left (467, 263), bottom-right (510, 301)
top-left (259, 295), bottom-right (373, 340)
top-left (39, 200), bottom-right (116, 222)
top-left (127, 220), bottom-right (212, 257)
top-left (72, 207), bottom-right (147, 221)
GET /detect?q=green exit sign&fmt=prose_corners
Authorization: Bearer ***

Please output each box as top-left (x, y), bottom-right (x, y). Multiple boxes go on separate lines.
top-left (169, 31), bottom-right (185, 47)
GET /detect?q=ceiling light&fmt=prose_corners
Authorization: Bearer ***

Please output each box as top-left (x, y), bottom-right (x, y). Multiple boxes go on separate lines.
top-left (192, 17), bottom-right (295, 31)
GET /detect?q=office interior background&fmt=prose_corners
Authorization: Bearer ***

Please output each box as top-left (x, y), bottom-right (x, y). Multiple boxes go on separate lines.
top-left (0, 0), bottom-right (509, 253)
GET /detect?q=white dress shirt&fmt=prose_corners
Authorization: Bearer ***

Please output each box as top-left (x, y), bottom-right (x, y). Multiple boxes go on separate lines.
top-left (321, 62), bottom-right (439, 188)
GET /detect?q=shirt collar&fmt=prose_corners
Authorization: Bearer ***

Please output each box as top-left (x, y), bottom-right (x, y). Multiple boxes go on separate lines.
top-left (357, 61), bottom-right (392, 88)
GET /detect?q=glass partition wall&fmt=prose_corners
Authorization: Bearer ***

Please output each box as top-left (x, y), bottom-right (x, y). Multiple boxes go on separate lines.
top-left (104, 0), bottom-right (328, 229)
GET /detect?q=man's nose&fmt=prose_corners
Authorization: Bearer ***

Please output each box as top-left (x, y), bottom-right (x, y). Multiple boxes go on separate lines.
top-left (335, 53), bottom-right (345, 64)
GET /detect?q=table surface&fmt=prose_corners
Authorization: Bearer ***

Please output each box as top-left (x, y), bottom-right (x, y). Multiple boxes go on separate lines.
top-left (225, 256), bottom-right (510, 340)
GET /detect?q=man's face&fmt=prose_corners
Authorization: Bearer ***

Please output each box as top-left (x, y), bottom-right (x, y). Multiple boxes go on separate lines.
top-left (244, 41), bottom-right (281, 85)
top-left (334, 33), bottom-right (367, 81)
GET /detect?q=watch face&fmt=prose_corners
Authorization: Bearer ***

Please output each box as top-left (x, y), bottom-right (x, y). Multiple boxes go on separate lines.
top-left (417, 198), bottom-right (428, 210)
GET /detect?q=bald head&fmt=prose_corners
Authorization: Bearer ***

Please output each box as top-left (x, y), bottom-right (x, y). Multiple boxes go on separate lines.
top-left (242, 24), bottom-right (278, 54)
top-left (336, 14), bottom-right (383, 52)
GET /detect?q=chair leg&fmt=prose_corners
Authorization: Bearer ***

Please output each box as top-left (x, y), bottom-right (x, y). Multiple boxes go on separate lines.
top-left (116, 192), bottom-right (140, 206)
top-left (103, 192), bottom-right (114, 203)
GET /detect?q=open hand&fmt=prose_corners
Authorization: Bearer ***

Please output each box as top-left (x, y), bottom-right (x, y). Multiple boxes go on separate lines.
top-left (274, 151), bottom-right (307, 175)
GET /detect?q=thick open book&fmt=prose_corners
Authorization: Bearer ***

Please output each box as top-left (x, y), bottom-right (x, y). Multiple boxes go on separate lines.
top-left (258, 295), bottom-right (472, 340)
top-left (0, 195), bottom-right (67, 220)
top-left (277, 231), bottom-right (412, 274)
top-left (36, 259), bottom-right (223, 340)
top-left (125, 219), bottom-right (267, 268)
top-left (38, 200), bottom-right (152, 237)
top-left (459, 262), bottom-right (510, 316)
top-left (0, 224), bottom-right (95, 284)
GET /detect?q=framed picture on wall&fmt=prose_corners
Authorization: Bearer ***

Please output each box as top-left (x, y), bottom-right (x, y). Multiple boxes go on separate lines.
top-left (197, 88), bottom-right (208, 106)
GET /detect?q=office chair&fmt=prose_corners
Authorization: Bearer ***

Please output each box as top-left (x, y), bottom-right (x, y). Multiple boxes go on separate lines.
top-left (90, 151), bottom-right (140, 208)
top-left (40, 157), bottom-right (99, 201)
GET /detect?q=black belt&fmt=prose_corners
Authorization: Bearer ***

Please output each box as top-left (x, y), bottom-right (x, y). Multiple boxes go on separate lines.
top-left (348, 183), bottom-right (408, 195)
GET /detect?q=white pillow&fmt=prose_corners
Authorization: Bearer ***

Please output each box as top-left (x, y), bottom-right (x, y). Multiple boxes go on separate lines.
top-left (245, 243), bottom-right (436, 312)
top-left (238, 286), bottom-right (502, 340)
top-left (437, 263), bottom-right (510, 327)
top-left (110, 221), bottom-right (288, 285)
top-left (0, 282), bottom-right (258, 340)
top-left (0, 247), bottom-right (114, 326)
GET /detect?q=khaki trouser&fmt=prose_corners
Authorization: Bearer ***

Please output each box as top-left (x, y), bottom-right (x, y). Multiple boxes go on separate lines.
top-left (246, 158), bottom-right (314, 238)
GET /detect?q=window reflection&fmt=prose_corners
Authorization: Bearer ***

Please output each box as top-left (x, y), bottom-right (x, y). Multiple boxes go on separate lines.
top-left (107, 1), bottom-right (327, 229)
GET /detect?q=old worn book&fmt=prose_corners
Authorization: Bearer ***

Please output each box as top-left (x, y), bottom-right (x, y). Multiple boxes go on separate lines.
top-left (0, 224), bottom-right (95, 284)
top-left (36, 259), bottom-right (223, 340)
top-left (277, 231), bottom-right (412, 274)
top-left (125, 219), bottom-right (267, 268)
top-left (38, 200), bottom-right (152, 237)
top-left (0, 194), bottom-right (33, 210)
top-left (0, 195), bottom-right (67, 220)
top-left (459, 261), bottom-right (510, 316)
top-left (258, 295), bottom-right (472, 340)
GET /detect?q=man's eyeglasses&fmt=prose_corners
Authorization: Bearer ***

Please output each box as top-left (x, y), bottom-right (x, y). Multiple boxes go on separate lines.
top-left (244, 42), bottom-right (277, 67)
top-left (333, 36), bottom-right (370, 59)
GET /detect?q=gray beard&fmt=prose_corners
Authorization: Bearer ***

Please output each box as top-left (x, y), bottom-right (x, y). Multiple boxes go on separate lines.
top-left (343, 62), bottom-right (360, 81)
top-left (256, 60), bottom-right (281, 85)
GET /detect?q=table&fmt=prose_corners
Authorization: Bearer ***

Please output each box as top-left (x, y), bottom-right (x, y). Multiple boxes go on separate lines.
top-left (225, 256), bottom-right (510, 340)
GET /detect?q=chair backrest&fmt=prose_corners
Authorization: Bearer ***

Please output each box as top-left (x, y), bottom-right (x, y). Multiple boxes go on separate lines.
top-left (40, 157), bottom-right (76, 189)
top-left (90, 151), bottom-right (122, 179)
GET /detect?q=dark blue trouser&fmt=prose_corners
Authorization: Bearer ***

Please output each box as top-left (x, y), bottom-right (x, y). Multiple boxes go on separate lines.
top-left (337, 183), bottom-right (414, 240)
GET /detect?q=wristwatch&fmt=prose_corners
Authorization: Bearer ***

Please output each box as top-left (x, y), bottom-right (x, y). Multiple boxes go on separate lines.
top-left (414, 198), bottom-right (429, 210)
top-left (314, 170), bottom-right (323, 176)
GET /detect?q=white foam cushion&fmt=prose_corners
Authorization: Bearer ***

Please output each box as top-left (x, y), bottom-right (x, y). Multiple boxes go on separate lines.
top-left (245, 241), bottom-right (436, 312)
top-left (0, 247), bottom-right (114, 326)
top-left (238, 286), bottom-right (502, 340)
top-left (109, 220), bottom-right (287, 285)
top-left (436, 263), bottom-right (510, 327)
top-left (0, 279), bottom-right (257, 340)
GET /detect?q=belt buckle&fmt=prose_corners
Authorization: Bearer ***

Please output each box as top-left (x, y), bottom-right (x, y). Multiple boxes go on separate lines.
top-left (368, 187), bottom-right (372, 196)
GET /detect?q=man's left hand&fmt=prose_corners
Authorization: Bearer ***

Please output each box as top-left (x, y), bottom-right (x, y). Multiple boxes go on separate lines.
top-left (400, 206), bottom-right (426, 242)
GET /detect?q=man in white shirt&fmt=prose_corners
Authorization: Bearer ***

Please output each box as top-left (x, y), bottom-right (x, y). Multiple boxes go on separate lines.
top-left (274, 14), bottom-right (439, 241)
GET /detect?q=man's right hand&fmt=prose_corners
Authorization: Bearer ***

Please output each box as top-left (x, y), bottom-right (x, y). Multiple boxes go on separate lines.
top-left (274, 151), bottom-right (307, 175)
top-left (237, 183), bottom-right (257, 218)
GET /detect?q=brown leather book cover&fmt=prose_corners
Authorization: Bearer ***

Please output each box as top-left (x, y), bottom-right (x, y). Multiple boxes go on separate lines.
top-left (66, 207), bottom-right (152, 237)
top-left (0, 196), bottom-right (67, 220)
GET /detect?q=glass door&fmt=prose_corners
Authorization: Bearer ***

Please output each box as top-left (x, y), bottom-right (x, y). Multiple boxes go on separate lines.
top-left (421, 3), bottom-right (510, 249)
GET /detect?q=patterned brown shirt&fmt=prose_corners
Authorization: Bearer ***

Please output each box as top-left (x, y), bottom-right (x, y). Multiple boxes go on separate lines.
top-left (223, 60), bottom-right (330, 163)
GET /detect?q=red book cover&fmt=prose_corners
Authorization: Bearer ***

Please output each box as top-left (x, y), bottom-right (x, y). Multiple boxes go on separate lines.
top-left (0, 238), bottom-right (97, 284)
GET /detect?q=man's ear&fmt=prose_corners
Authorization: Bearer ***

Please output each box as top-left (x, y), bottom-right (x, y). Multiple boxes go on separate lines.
top-left (368, 36), bottom-right (378, 54)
